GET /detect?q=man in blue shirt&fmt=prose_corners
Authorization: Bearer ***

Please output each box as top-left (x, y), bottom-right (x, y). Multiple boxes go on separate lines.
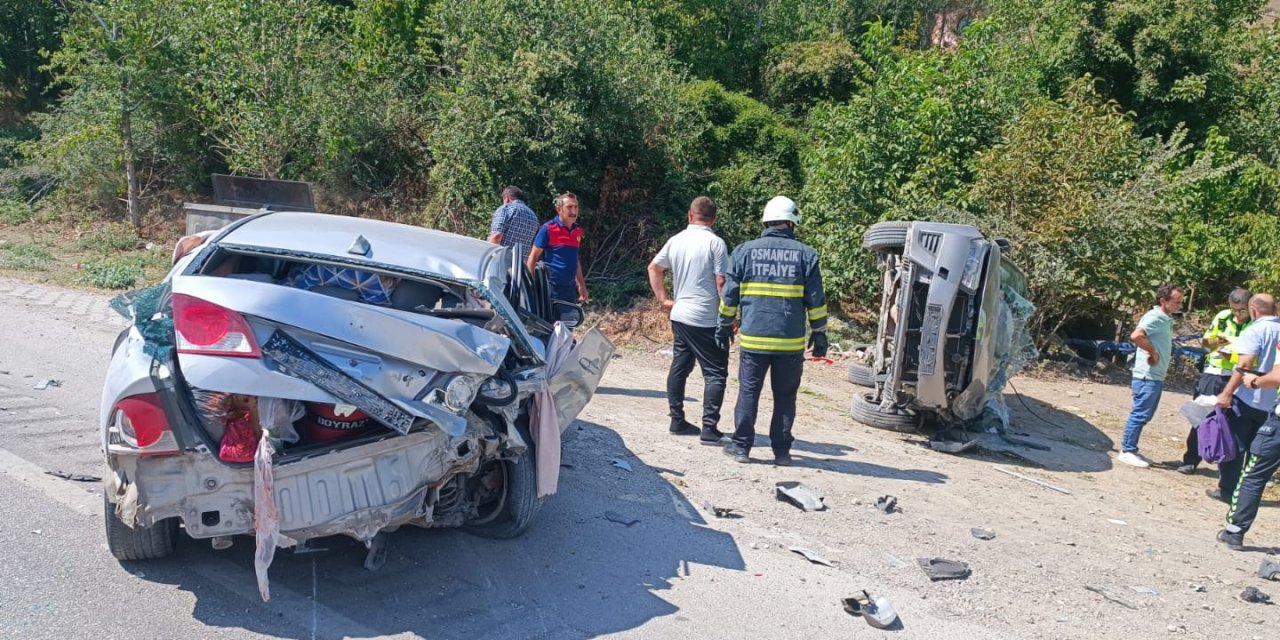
top-left (487, 185), bottom-right (540, 265)
top-left (1118, 284), bottom-right (1184, 467)
top-left (527, 192), bottom-right (588, 304)
top-left (1209, 294), bottom-right (1280, 502)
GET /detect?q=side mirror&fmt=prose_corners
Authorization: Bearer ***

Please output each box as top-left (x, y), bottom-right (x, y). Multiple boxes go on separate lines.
top-left (551, 300), bottom-right (584, 328)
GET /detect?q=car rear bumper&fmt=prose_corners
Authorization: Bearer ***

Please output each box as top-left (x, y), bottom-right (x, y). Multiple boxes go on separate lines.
top-left (111, 417), bottom-right (493, 543)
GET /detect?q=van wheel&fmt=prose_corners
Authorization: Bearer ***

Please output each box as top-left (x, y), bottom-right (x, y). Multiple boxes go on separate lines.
top-left (103, 491), bottom-right (177, 560)
top-left (847, 363), bottom-right (876, 387)
top-left (850, 391), bottom-right (921, 433)
top-left (463, 448), bottom-right (543, 540)
top-left (862, 221), bottom-right (911, 251)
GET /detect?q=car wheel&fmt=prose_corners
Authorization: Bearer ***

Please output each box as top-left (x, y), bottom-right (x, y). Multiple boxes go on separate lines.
top-left (862, 221), bottom-right (912, 251)
top-left (463, 448), bottom-right (543, 540)
top-left (849, 390), bottom-right (921, 433)
top-left (847, 363), bottom-right (876, 387)
top-left (103, 491), bottom-right (178, 560)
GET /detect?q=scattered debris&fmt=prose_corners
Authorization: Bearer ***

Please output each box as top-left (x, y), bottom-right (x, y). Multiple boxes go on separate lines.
top-left (971, 528), bottom-right (996, 541)
top-left (775, 481), bottom-right (826, 512)
top-left (842, 591), bottom-right (899, 629)
top-left (875, 495), bottom-right (898, 514)
top-left (656, 349), bottom-right (674, 356)
top-left (917, 557), bottom-right (971, 581)
top-left (604, 510), bottom-right (639, 526)
top-left (33, 379), bottom-right (62, 390)
top-left (1258, 559), bottom-right (1280, 581)
top-left (559, 462), bottom-right (575, 469)
top-left (1107, 519), bottom-right (1127, 526)
top-left (30, 529), bottom-right (41, 535)
top-left (993, 466), bottom-right (1072, 494)
top-left (1084, 585), bottom-right (1137, 610)
top-left (883, 553), bottom-right (908, 568)
top-left (1239, 586), bottom-right (1272, 604)
top-left (611, 459), bottom-right (632, 472)
top-left (702, 501), bottom-right (739, 519)
top-left (789, 546), bottom-right (834, 567)
top-left (43, 470), bottom-right (101, 483)
top-left (929, 428), bottom-right (980, 454)
top-left (1130, 586), bottom-right (1159, 595)
top-left (1189, 583), bottom-right (1207, 593)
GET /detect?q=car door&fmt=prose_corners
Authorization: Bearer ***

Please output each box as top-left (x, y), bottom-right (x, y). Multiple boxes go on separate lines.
top-left (548, 327), bottom-right (614, 432)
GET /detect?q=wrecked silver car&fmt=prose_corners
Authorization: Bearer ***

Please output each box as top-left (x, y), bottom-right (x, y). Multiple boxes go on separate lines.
top-left (100, 211), bottom-right (613, 582)
top-left (849, 221), bottom-right (1035, 439)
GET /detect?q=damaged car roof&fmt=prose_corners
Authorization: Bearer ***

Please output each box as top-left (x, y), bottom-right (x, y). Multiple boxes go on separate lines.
top-left (217, 211), bottom-right (506, 282)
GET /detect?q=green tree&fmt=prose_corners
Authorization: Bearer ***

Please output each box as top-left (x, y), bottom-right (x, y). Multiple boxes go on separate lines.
top-left (0, 0), bottom-right (65, 115)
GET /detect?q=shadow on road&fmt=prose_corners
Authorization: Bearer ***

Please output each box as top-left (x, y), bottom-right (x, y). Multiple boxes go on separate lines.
top-left (978, 389), bottom-right (1116, 473)
top-left (594, 385), bottom-right (680, 400)
top-left (125, 419), bottom-right (743, 639)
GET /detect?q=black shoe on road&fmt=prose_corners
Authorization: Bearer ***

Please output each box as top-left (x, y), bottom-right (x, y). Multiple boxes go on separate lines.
top-left (669, 420), bottom-right (700, 436)
top-left (773, 452), bottom-right (793, 466)
top-left (1176, 464), bottom-right (1197, 475)
top-left (1217, 529), bottom-right (1244, 551)
top-left (723, 444), bottom-right (750, 463)
top-left (1206, 488), bottom-right (1227, 503)
top-left (700, 428), bottom-right (731, 446)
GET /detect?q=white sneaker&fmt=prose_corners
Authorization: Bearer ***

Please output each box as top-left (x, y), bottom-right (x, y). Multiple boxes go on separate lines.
top-left (1117, 451), bottom-right (1151, 468)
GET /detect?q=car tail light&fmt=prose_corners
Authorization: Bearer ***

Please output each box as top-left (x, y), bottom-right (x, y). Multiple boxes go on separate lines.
top-left (116, 393), bottom-right (180, 456)
top-left (173, 293), bottom-right (261, 358)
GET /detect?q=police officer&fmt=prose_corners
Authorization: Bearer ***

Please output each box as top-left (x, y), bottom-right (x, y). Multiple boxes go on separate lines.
top-left (1178, 288), bottom-right (1252, 474)
top-left (717, 196), bottom-right (827, 465)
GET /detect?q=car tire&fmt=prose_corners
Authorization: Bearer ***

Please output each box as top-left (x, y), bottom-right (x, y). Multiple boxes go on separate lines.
top-left (463, 448), bottom-right (543, 540)
top-left (862, 221), bottom-right (912, 251)
top-left (849, 390), bottom-right (921, 433)
top-left (103, 491), bottom-right (178, 560)
top-left (847, 363), bottom-right (876, 387)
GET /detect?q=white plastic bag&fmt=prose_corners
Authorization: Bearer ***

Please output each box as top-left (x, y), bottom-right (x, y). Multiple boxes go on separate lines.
top-left (257, 397), bottom-right (304, 444)
top-left (1180, 395), bottom-right (1218, 427)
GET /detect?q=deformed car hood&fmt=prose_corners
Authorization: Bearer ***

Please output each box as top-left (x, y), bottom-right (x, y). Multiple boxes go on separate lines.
top-left (170, 275), bottom-right (510, 375)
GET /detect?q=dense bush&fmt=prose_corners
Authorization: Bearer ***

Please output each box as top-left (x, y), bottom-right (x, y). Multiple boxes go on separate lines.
top-left (0, 0), bottom-right (1276, 330)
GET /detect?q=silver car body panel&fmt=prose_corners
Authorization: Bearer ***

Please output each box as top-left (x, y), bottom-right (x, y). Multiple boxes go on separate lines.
top-left (549, 327), bottom-right (614, 432)
top-left (901, 222), bottom-right (985, 409)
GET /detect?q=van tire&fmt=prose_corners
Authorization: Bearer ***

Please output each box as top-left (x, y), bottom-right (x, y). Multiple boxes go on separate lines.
top-left (847, 363), bottom-right (876, 387)
top-left (104, 491), bottom-right (177, 560)
top-left (863, 221), bottom-right (911, 251)
top-left (850, 391), bottom-right (921, 433)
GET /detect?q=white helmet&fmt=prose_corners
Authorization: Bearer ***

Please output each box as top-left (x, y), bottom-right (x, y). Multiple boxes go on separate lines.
top-left (761, 195), bottom-right (800, 225)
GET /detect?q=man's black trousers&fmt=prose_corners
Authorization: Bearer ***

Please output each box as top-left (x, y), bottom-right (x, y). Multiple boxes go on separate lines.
top-left (667, 321), bottom-right (728, 430)
top-left (1225, 413), bottom-right (1280, 535)
top-left (731, 350), bottom-right (804, 456)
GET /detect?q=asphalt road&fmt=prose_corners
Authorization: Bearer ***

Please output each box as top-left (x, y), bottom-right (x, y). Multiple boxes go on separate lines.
top-left (0, 278), bottom-right (755, 640)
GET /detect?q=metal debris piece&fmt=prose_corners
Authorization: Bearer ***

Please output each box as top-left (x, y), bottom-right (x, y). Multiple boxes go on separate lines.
top-left (992, 466), bottom-right (1072, 494)
top-left (790, 546), bottom-right (834, 567)
top-left (611, 459), bottom-right (632, 472)
top-left (1239, 586), bottom-right (1272, 604)
top-left (33, 379), bottom-right (62, 390)
top-left (1107, 519), bottom-right (1127, 526)
top-left (702, 501), bottom-right (738, 519)
top-left (875, 495), bottom-right (898, 514)
top-left (604, 510), bottom-right (639, 526)
top-left (363, 532), bottom-right (389, 571)
top-left (971, 528), bottom-right (996, 540)
top-left (1131, 586), bottom-right (1159, 595)
top-left (775, 481), bottom-right (826, 512)
top-left (1258, 559), bottom-right (1280, 581)
top-left (917, 557), bottom-right (971, 581)
top-left (44, 470), bottom-right (102, 483)
top-left (1084, 585), bottom-right (1137, 610)
top-left (842, 591), bottom-right (899, 629)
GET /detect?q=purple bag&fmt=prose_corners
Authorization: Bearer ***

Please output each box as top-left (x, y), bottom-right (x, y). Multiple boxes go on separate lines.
top-left (1197, 408), bottom-right (1237, 464)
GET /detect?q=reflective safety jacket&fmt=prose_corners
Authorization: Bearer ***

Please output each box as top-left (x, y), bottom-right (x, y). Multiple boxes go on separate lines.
top-left (718, 227), bottom-right (826, 354)
top-left (1204, 308), bottom-right (1250, 374)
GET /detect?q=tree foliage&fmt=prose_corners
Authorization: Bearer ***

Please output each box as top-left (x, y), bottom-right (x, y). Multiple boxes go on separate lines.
top-left (1, 0), bottom-right (1277, 336)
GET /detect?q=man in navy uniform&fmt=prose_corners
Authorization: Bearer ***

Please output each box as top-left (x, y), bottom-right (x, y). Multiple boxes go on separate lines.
top-left (717, 196), bottom-right (828, 465)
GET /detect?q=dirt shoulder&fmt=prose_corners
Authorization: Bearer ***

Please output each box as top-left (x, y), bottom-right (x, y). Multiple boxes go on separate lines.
top-left (582, 340), bottom-right (1280, 638)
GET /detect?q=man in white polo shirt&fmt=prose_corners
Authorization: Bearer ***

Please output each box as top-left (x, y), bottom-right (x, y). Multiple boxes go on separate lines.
top-left (648, 196), bottom-right (732, 445)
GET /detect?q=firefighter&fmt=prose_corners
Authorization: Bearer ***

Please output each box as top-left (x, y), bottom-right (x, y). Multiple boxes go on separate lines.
top-left (716, 196), bottom-right (827, 465)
